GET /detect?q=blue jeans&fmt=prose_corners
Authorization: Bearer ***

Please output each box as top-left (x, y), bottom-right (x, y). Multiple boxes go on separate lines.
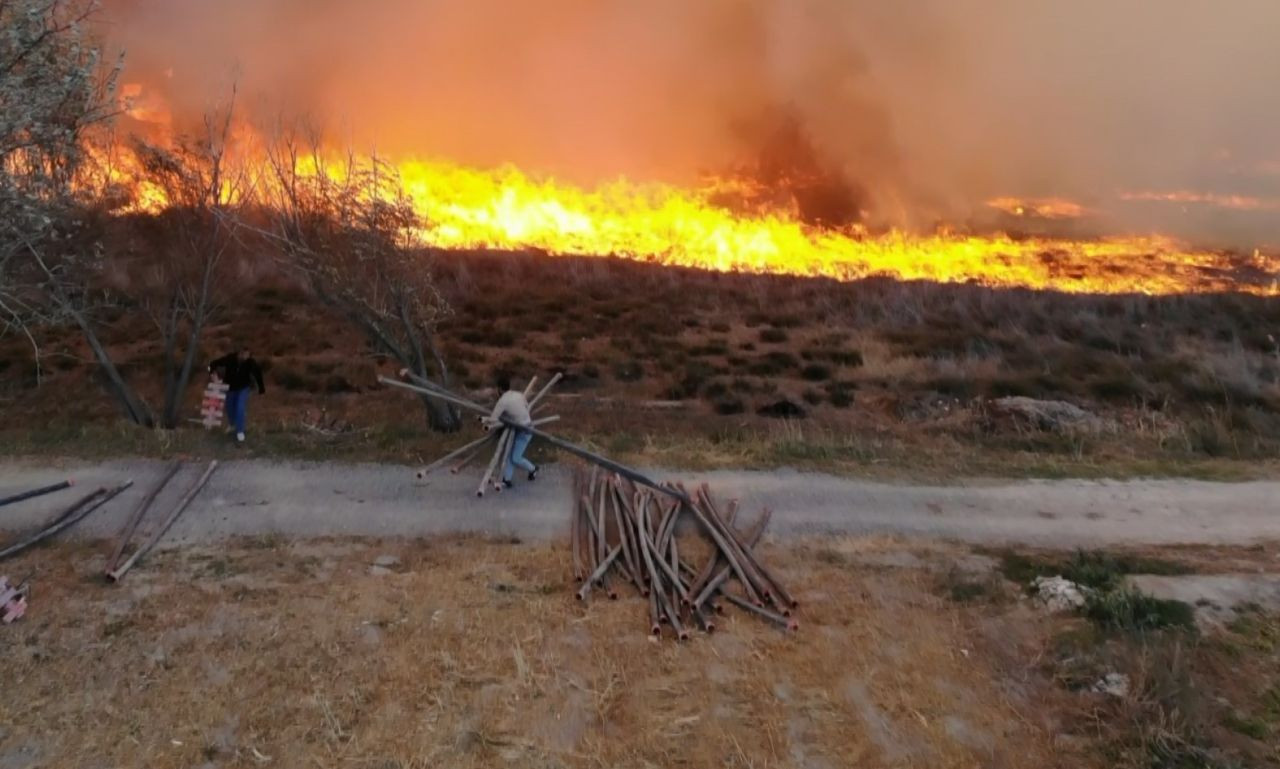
top-left (224, 388), bottom-right (250, 434)
top-left (503, 431), bottom-right (535, 482)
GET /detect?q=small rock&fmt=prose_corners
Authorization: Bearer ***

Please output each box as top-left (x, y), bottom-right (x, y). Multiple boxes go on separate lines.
top-left (372, 554), bottom-right (401, 568)
top-left (1091, 673), bottom-right (1130, 698)
top-left (1033, 575), bottom-right (1088, 612)
top-left (369, 565), bottom-right (393, 577)
top-left (989, 396), bottom-right (1100, 432)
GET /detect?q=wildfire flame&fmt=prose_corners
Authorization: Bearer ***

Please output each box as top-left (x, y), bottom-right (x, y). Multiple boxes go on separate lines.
top-left (99, 85), bottom-right (1280, 298)
top-left (1119, 189), bottom-right (1280, 213)
top-left (986, 197), bottom-right (1089, 220)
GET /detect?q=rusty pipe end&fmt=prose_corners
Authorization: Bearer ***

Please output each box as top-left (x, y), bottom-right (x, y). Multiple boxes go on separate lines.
top-left (415, 471), bottom-right (425, 479)
top-left (678, 630), bottom-right (690, 642)
top-left (704, 622), bottom-right (716, 633)
top-left (787, 619), bottom-right (800, 632)
top-left (476, 490), bottom-right (484, 498)
top-left (608, 590), bottom-right (618, 601)
top-left (651, 625), bottom-right (661, 637)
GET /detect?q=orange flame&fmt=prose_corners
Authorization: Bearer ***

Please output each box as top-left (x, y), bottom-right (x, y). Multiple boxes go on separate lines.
top-left (986, 197), bottom-right (1089, 220)
top-left (1119, 189), bottom-right (1280, 213)
top-left (93, 92), bottom-right (1280, 298)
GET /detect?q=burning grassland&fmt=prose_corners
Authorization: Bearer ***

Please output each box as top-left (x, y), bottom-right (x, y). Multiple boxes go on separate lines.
top-left (101, 142), bottom-right (1280, 297)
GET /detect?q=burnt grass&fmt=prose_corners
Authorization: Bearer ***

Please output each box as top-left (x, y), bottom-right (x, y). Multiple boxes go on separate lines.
top-left (1, 245), bottom-right (1279, 473)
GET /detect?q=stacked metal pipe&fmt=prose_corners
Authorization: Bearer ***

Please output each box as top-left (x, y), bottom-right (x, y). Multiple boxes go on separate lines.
top-left (572, 467), bottom-right (798, 639)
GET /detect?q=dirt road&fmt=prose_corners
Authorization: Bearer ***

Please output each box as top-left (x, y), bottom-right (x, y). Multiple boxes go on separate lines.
top-left (2, 458), bottom-right (1277, 547)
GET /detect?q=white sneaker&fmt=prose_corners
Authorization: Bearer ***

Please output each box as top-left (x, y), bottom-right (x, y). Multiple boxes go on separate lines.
top-left (236, 432), bottom-right (246, 443)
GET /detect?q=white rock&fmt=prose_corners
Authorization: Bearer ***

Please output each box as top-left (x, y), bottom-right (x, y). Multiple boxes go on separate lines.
top-left (372, 554), bottom-right (401, 568)
top-left (1033, 575), bottom-right (1088, 612)
top-left (1092, 673), bottom-right (1130, 698)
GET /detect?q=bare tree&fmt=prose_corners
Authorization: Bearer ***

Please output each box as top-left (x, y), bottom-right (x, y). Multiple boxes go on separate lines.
top-left (262, 134), bottom-right (462, 432)
top-left (127, 99), bottom-right (246, 428)
top-left (0, 0), bottom-right (122, 384)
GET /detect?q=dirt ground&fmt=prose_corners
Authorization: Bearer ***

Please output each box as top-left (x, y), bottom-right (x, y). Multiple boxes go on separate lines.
top-left (4, 531), bottom-right (1280, 769)
top-left (0, 536), bottom-right (1088, 769)
top-left (5, 458), bottom-right (1280, 550)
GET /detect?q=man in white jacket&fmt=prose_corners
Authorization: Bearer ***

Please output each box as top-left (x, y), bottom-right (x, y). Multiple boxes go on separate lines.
top-left (483, 377), bottom-right (539, 488)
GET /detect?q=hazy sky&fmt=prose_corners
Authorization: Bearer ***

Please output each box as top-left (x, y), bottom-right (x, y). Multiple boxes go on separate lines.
top-left (101, 0), bottom-right (1280, 244)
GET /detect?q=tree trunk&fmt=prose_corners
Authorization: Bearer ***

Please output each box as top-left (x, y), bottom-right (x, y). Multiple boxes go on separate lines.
top-left (158, 303), bottom-right (181, 428)
top-left (398, 296), bottom-right (461, 434)
top-left (161, 316), bottom-right (206, 429)
top-left (417, 390), bottom-right (463, 433)
top-left (71, 308), bottom-right (154, 427)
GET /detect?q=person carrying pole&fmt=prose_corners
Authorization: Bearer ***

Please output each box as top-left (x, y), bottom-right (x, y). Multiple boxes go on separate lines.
top-left (483, 376), bottom-right (539, 488)
top-left (208, 346), bottom-right (266, 444)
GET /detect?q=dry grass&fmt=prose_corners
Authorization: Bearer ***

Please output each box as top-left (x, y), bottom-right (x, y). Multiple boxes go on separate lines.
top-left (0, 536), bottom-right (1091, 769)
top-left (2, 246), bottom-right (1279, 478)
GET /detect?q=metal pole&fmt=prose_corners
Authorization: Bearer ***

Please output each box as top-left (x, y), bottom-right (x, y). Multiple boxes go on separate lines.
top-left (0, 480), bottom-right (74, 509)
top-left (399, 371), bottom-right (494, 415)
top-left (477, 429), bottom-right (511, 497)
top-left (0, 482), bottom-right (131, 561)
top-left (528, 372), bottom-right (563, 410)
top-left (576, 545), bottom-right (622, 601)
top-left (107, 461), bottom-right (217, 582)
top-left (107, 462), bottom-right (181, 573)
top-left (498, 417), bottom-right (688, 504)
top-left (417, 433), bottom-right (495, 479)
top-left (379, 376), bottom-right (491, 418)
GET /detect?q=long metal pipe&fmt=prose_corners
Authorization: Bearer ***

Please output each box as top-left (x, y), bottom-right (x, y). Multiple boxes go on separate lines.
top-left (379, 376), bottom-right (491, 418)
top-left (609, 482), bottom-right (644, 592)
top-left (528, 372), bottom-right (563, 410)
top-left (692, 509), bottom-right (770, 610)
top-left (679, 496), bottom-right (760, 605)
top-left (497, 417), bottom-right (689, 505)
top-left (476, 428), bottom-right (510, 497)
top-left (398, 371), bottom-right (494, 415)
top-left (721, 591), bottom-right (798, 631)
top-left (107, 461), bottom-right (216, 582)
top-left (635, 496), bottom-right (691, 604)
top-left (107, 462), bottom-right (181, 573)
top-left (417, 432), bottom-right (495, 479)
top-left (576, 544), bottom-right (622, 601)
top-left (0, 485), bottom-right (121, 561)
top-left (0, 480), bottom-right (73, 509)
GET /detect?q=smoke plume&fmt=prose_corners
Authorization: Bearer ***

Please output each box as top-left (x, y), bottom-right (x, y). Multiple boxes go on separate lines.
top-left (102, 0), bottom-right (1280, 244)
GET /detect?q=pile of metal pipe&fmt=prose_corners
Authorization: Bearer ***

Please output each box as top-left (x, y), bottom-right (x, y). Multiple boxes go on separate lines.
top-left (572, 467), bottom-right (798, 639)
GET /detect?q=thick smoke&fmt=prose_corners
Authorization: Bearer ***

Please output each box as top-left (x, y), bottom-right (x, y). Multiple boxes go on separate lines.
top-left (102, 0), bottom-right (1280, 244)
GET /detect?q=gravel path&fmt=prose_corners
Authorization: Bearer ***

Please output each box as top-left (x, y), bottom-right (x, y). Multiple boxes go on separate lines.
top-left (2, 458), bottom-right (1278, 548)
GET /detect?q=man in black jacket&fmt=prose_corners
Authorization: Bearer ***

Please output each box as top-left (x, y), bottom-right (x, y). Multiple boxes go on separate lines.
top-left (208, 347), bottom-right (266, 444)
